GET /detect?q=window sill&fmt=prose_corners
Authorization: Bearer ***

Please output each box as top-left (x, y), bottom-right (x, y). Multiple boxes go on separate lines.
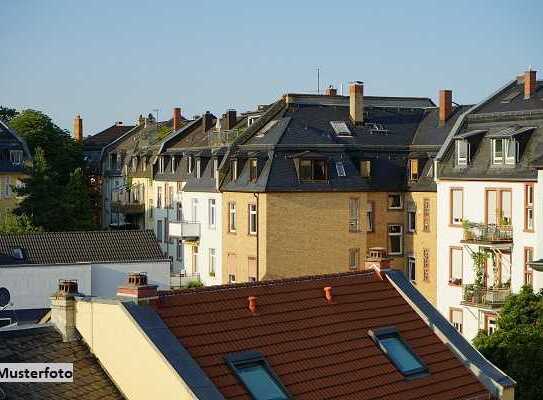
top-left (248, 232), bottom-right (257, 236)
top-left (448, 224), bottom-right (463, 228)
top-left (228, 230), bottom-right (237, 235)
top-left (523, 229), bottom-right (535, 233)
top-left (407, 230), bottom-right (416, 235)
top-left (389, 253), bottom-right (403, 257)
top-left (388, 207), bottom-right (404, 211)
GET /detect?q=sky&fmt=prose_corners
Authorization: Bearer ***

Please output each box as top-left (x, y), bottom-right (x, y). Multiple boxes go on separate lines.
top-left (1, 0), bottom-right (542, 135)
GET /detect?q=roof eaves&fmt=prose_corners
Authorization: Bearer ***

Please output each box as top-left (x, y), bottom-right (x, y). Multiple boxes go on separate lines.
top-left (383, 269), bottom-right (516, 398)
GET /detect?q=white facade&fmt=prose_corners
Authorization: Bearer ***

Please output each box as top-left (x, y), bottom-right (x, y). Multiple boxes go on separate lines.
top-left (0, 261), bottom-right (171, 311)
top-left (437, 179), bottom-right (540, 341)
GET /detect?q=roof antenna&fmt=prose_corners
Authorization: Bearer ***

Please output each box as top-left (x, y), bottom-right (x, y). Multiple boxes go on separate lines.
top-left (316, 66), bottom-right (320, 94)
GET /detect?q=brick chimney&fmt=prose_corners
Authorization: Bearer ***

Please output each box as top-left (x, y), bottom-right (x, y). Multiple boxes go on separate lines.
top-left (439, 90), bottom-right (453, 126)
top-left (349, 82), bottom-right (364, 125)
top-left (248, 296), bottom-right (257, 313)
top-left (325, 85), bottom-right (337, 96)
top-left (524, 70), bottom-right (537, 99)
top-left (226, 109), bottom-right (237, 130)
top-left (324, 286), bottom-right (333, 303)
top-left (50, 279), bottom-right (80, 342)
top-left (202, 111), bottom-right (213, 132)
top-left (73, 115), bottom-right (83, 142)
top-left (116, 272), bottom-right (158, 304)
top-left (364, 247), bottom-right (393, 272)
top-left (173, 107), bottom-right (183, 131)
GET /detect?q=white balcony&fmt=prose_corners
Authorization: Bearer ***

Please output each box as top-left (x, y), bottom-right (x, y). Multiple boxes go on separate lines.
top-left (169, 221), bottom-right (200, 241)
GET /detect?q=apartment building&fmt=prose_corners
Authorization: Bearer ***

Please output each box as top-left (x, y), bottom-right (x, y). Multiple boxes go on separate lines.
top-left (436, 70), bottom-right (543, 340)
top-left (0, 119), bottom-right (31, 210)
top-left (217, 83), bottom-right (463, 305)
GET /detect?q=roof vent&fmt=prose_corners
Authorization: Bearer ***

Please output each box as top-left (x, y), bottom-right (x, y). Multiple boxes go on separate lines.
top-left (58, 279), bottom-right (79, 295)
top-left (127, 272), bottom-right (148, 286)
top-left (10, 247), bottom-right (25, 260)
top-left (248, 296), bottom-right (257, 313)
top-left (324, 286), bottom-right (333, 303)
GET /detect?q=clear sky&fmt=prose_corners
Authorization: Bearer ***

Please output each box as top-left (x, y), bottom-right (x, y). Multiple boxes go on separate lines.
top-left (1, 0), bottom-right (542, 136)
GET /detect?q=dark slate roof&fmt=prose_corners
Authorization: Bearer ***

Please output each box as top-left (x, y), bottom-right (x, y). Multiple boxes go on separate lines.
top-left (411, 106), bottom-right (472, 146)
top-left (149, 270), bottom-right (493, 400)
top-left (0, 120), bottom-right (32, 173)
top-left (0, 230), bottom-right (166, 266)
top-left (0, 325), bottom-right (124, 399)
top-left (83, 124), bottom-right (136, 150)
top-left (474, 80), bottom-right (543, 114)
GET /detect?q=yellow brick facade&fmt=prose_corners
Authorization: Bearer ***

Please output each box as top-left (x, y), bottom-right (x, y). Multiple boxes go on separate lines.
top-left (0, 172), bottom-right (26, 211)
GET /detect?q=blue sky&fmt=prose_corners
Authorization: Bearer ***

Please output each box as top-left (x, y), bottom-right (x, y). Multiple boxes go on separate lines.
top-left (1, 0), bottom-right (542, 135)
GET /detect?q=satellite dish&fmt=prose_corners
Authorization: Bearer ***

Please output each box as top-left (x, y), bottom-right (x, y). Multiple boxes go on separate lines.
top-left (0, 288), bottom-right (10, 308)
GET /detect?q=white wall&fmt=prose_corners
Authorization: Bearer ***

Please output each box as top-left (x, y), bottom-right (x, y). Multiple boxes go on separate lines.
top-left (534, 170), bottom-right (543, 290)
top-left (437, 179), bottom-right (537, 341)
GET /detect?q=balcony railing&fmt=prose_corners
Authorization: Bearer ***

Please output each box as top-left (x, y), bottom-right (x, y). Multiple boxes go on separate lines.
top-left (169, 221), bottom-right (200, 241)
top-left (462, 284), bottom-right (511, 308)
top-left (462, 222), bottom-right (512, 244)
top-left (170, 272), bottom-right (201, 289)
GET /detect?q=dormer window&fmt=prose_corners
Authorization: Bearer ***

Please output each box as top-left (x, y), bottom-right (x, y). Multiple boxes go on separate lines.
top-left (171, 156), bottom-right (176, 173)
top-left (196, 159), bottom-right (201, 179)
top-left (330, 121), bottom-right (351, 137)
top-left (299, 159), bottom-right (327, 182)
top-left (158, 156), bottom-right (165, 173)
top-left (231, 159), bottom-right (238, 180)
top-left (213, 158), bottom-right (219, 181)
top-left (408, 159), bottom-right (419, 181)
top-left (360, 160), bottom-right (371, 178)
top-left (142, 157), bottom-right (147, 172)
top-left (456, 140), bottom-right (470, 166)
top-left (249, 158), bottom-right (258, 183)
top-left (9, 150), bottom-right (23, 165)
top-left (187, 155), bottom-right (194, 174)
top-left (505, 139), bottom-right (518, 164)
top-left (335, 161), bottom-right (346, 177)
top-left (492, 138), bottom-right (518, 165)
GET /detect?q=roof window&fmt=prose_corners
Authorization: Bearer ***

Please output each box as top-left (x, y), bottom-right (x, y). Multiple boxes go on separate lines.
top-left (10, 247), bottom-right (25, 260)
top-left (335, 161), bottom-right (346, 177)
top-left (369, 327), bottom-right (427, 377)
top-left (226, 352), bottom-right (290, 400)
top-left (330, 121), bottom-right (351, 137)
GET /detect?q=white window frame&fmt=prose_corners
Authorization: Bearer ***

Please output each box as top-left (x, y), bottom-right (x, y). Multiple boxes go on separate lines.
top-left (229, 202), bottom-right (237, 232)
top-left (208, 199), bottom-right (216, 228)
top-left (213, 158), bottom-right (219, 181)
top-left (451, 188), bottom-right (463, 225)
top-left (9, 150), bottom-right (23, 165)
top-left (171, 156), bottom-right (176, 173)
top-left (388, 224), bottom-right (403, 255)
top-left (505, 139), bottom-right (518, 165)
top-left (366, 202), bottom-right (374, 232)
top-left (196, 159), bottom-right (201, 179)
top-left (336, 161), bottom-right (346, 177)
top-left (232, 159), bottom-right (238, 180)
top-left (408, 257), bottom-right (416, 282)
top-left (492, 139), bottom-right (504, 164)
top-left (187, 155), bottom-right (193, 174)
top-left (456, 140), bottom-right (469, 166)
top-left (450, 247), bottom-right (463, 283)
top-left (191, 198), bottom-right (199, 222)
top-left (159, 156), bottom-right (165, 173)
top-left (209, 248), bottom-right (216, 276)
top-left (248, 204), bottom-right (257, 235)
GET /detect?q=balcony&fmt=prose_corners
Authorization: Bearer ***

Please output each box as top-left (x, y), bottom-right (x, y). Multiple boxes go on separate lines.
top-left (111, 201), bottom-right (145, 215)
top-left (461, 284), bottom-right (511, 308)
top-left (461, 222), bottom-right (512, 247)
top-left (170, 272), bottom-right (201, 289)
top-left (169, 221), bottom-right (200, 242)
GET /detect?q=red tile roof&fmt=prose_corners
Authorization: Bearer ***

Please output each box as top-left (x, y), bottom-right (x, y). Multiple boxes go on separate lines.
top-left (151, 271), bottom-right (491, 400)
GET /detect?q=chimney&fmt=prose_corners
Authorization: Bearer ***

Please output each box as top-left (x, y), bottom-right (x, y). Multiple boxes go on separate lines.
top-left (116, 121), bottom-right (123, 126)
top-left (349, 82), bottom-right (364, 125)
top-left (116, 272), bottom-right (158, 304)
top-left (73, 115), bottom-right (83, 142)
top-left (226, 109), bottom-right (237, 130)
top-left (50, 279), bottom-right (80, 342)
top-left (439, 90), bottom-right (453, 126)
top-left (173, 107), bottom-right (183, 131)
top-left (138, 114), bottom-right (145, 125)
top-left (202, 111), bottom-right (213, 132)
top-left (364, 247), bottom-right (393, 272)
top-left (248, 296), bottom-right (257, 313)
top-left (324, 286), bottom-right (333, 303)
top-left (325, 85), bottom-right (337, 96)
top-left (524, 70), bottom-right (537, 99)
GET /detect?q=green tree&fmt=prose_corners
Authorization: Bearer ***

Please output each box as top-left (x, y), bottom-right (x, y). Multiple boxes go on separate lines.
top-left (0, 210), bottom-right (41, 234)
top-left (0, 106), bottom-right (18, 123)
top-left (473, 286), bottom-right (543, 400)
top-left (62, 167), bottom-right (95, 231)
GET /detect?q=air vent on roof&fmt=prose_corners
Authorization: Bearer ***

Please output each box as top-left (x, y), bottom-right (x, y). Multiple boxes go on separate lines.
top-left (10, 248), bottom-right (24, 260)
top-left (336, 161), bottom-right (346, 177)
top-left (367, 123), bottom-right (390, 135)
top-left (330, 121), bottom-right (351, 136)
top-left (255, 120), bottom-right (278, 138)
top-left (501, 90), bottom-right (521, 103)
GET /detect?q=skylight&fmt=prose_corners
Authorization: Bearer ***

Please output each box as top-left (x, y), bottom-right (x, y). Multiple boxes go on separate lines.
top-left (369, 327), bottom-right (427, 377)
top-left (335, 161), bottom-right (346, 177)
top-left (330, 121), bottom-right (351, 136)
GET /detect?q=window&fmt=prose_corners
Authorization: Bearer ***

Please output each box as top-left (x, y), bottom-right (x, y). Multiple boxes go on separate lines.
top-left (368, 327), bottom-right (427, 377)
top-left (231, 159), bottom-right (238, 180)
top-left (159, 156), bottom-right (165, 173)
top-left (423, 199), bottom-right (430, 232)
top-left (408, 257), bottom-right (416, 282)
top-left (409, 159), bottom-right (418, 181)
top-left (449, 247), bottom-right (463, 285)
top-left (525, 184), bottom-right (534, 231)
top-left (176, 181), bottom-right (182, 194)
top-left (335, 161), bottom-right (346, 177)
top-left (484, 314), bottom-right (497, 335)
top-left (176, 240), bottom-right (183, 261)
top-left (450, 308), bottom-right (463, 333)
top-left (349, 198), bottom-right (360, 232)
top-left (229, 274), bottom-right (236, 283)
top-left (229, 202), bottom-right (237, 232)
top-left (505, 139), bottom-right (518, 165)
top-left (171, 156), bottom-right (176, 173)
top-left (176, 202), bottom-right (183, 221)
top-left (157, 220), bottom-right (163, 242)
top-left (500, 190), bottom-right (512, 224)
top-left (226, 353), bottom-right (290, 400)
top-left (486, 189), bottom-right (512, 225)
top-left (187, 155), bottom-right (194, 174)
top-left (366, 202), bottom-right (374, 232)
top-left (164, 185), bottom-right (170, 208)
top-left (168, 185), bottom-right (174, 209)
top-left (349, 248), bottom-right (360, 270)
top-left (192, 246), bottom-right (199, 273)
top-left (191, 198), bottom-right (199, 222)
top-left (196, 159), bottom-right (201, 179)
top-left (208, 199), bottom-right (216, 227)
top-left (450, 188), bottom-right (463, 225)
top-left (524, 247), bottom-right (534, 287)
top-left (248, 257), bottom-right (257, 282)
top-left (249, 158), bottom-right (258, 182)
top-left (492, 139), bottom-right (504, 164)
top-left (330, 121), bottom-right (351, 136)
top-left (388, 225), bottom-right (403, 255)
top-left (388, 193), bottom-right (402, 210)
top-left (164, 217), bottom-right (169, 243)
top-left (407, 210), bottom-right (416, 233)
top-left (11, 247), bottom-right (24, 260)
top-left (423, 249), bottom-right (430, 282)
top-left (360, 160), bottom-right (371, 178)
top-left (299, 159), bottom-right (327, 181)
top-left (456, 140), bottom-right (469, 166)
top-left (157, 187), bottom-right (162, 209)
top-left (248, 204), bottom-right (257, 235)
top-left (213, 158), bottom-right (219, 181)
top-left (209, 248), bottom-right (216, 276)
top-left (0, 176), bottom-right (11, 198)
top-left (9, 150), bottom-right (23, 165)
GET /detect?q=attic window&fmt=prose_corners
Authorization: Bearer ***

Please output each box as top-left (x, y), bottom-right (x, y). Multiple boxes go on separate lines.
top-left (187, 155), bottom-right (194, 174)
top-left (171, 156), bottom-right (176, 173)
top-left (299, 159), bottom-right (327, 182)
top-left (196, 159), bottom-right (201, 179)
top-left (226, 352), bottom-right (290, 400)
top-left (231, 159), bottom-right (238, 180)
top-left (456, 140), bottom-right (470, 166)
top-left (409, 159), bottom-right (419, 181)
top-left (369, 327), bottom-right (427, 377)
top-left (11, 248), bottom-right (24, 260)
top-left (158, 156), bottom-right (165, 173)
top-left (335, 161), bottom-right (346, 177)
top-left (9, 150), bottom-right (23, 165)
top-left (330, 121), bottom-right (351, 136)
top-left (249, 159), bottom-right (258, 182)
top-left (360, 160), bottom-right (371, 178)
top-left (368, 123), bottom-right (390, 135)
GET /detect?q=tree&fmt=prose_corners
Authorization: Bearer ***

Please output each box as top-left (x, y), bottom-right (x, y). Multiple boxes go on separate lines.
top-left (0, 210), bottom-right (41, 234)
top-left (62, 168), bottom-right (95, 231)
top-left (473, 286), bottom-right (543, 400)
top-left (0, 106), bottom-right (18, 123)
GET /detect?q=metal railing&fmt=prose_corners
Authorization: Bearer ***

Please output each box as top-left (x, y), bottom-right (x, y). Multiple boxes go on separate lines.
top-left (462, 222), bottom-right (513, 243)
top-left (462, 284), bottom-right (511, 308)
top-left (170, 272), bottom-right (201, 289)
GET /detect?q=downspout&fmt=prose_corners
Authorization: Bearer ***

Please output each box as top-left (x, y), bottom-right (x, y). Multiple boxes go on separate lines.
top-left (253, 192), bottom-right (260, 281)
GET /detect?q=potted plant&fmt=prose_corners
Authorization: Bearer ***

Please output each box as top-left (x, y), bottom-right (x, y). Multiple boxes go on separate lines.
top-left (462, 219), bottom-right (474, 241)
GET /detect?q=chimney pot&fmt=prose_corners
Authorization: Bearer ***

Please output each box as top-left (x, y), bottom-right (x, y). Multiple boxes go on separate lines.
top-left (73, 115), bottom-right (83, 142)
top-left (50, 279), bottom-right (80, 342)
top-left (173, 107), bottom-right (183, 131)
top-left (324, 286), bottom-right (333, 302)
top-left (202, 111), bottom-right (213, 132)
top-left (325, 86), bottom-right (337, 96)
top-left (439, 90), bottom-right (453, 125)
top-left (349, 82), bottom-right (364, 125)
top-left (524, 70), bottom-right (537, 99)
top-left (116, 121), bottom-right (123, 126)
top-left (226, 109), bottom-right (237, 130)
top-left (138, 114), bottom-right (145, 125)
top-left (117, 272), bottom-right (158, 304)
top-left (248, 296), bottom-right (257, 313)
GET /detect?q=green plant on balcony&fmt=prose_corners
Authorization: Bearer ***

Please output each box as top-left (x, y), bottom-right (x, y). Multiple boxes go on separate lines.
top-left (462, 219), bottom-right (474, 240)
top-left (471, 250), bottom-right (488, 289)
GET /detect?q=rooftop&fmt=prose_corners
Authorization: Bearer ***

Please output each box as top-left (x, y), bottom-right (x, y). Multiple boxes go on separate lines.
top-left (83, 123), bottom-right (136, 150)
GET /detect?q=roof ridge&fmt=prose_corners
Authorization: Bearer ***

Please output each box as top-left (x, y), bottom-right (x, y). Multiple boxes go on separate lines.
top-left (0, 229), bottom-right (155, 237)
